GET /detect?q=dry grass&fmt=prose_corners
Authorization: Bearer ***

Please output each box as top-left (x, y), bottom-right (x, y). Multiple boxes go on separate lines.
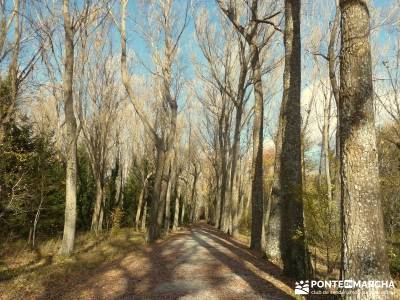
top-left (1, 227), bottom-right (399, 299)
top-left (0, 228), bottom-right (145, 300)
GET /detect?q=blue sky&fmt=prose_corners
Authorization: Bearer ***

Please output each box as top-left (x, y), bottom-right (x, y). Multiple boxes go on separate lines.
top-left (3, 0), bottom-right (397, 162)
top-left (118, 0), bottom-right (399, 158)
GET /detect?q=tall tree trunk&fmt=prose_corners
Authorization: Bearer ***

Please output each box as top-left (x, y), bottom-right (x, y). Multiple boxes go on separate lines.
top-left (156, 149), bottom-right (172, 232)
top-left (0, 123), bottom-right (5, 145)
top-left (232, 157), bottom-right (243, 235)
top-left (164, 163), bottom-right (174, 232)
top-left (339, 1), bottom-right (392, 298)
top-left (279, 0), bottom-right (308, 278)
top-left (141, 201), bottom-right (147, 231)
top-left (114, 162), bottom-right (123, 207)
top-left (214, 137), bottom-right (222, 228)
top-left (8, 0), bottom-right (19, 116)
top-left (172, 181), bottom-right (181, 230)
top-left (249, 40), bottom-right (264, 253)
top-left (219, 158), bottom-right (227, 229)
top-left (328, 4), bottom-right (342, 217)
top-left (180, 197), bottom-right (185, 225)
top-left (135, 172), bottom-right (151, 228)
top-left (120, 0), bottom-right (179, 243)
top-left (98, 190), bottom-right (105, 231)
top-left (32, 173), bottom-right (44, 249)
top-left (154, 11), bottom-right (179, 238)
top-left (190, 166), bottom-right (199, 223)
top-left (221, 159), bottom-right (231, 232)
top-left (266, 104), bottom-right (283, 260)
top-left (91, 177), bottom-right (103, 233)
top-left (329, 3), bottom-right (340, 105)
top-left (218, 102), bottom-right (229, 231)
top-left (237, 170), bottom-right (245, 225)
top-left (150, 140), bottom-right (175, 241)
top-left (59, 0), bottom-right (77, 255)
top-left (0, 0), bottom-right (20, 146)
top-left (147, 145), bottom-right (165, 242)
top-left (215, 174), bottom-right (222, 228)
top-left (230, 86), bottom-right (245, 237)
top-left (322, 94), bottom-right (333, 203)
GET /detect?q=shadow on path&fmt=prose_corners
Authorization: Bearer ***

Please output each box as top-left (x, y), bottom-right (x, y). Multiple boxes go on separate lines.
top-left (37, 225), bottom-right (299, 299)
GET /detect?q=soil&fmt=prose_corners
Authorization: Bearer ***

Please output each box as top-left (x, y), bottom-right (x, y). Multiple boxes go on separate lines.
top-left (41, 224), bottom-right (297, 299)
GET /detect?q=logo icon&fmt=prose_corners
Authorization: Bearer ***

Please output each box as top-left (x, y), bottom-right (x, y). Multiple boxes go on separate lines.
top-left (344, 280), bottom-right (354, 289)
top-left (295, 280), bottom-right (310, 295)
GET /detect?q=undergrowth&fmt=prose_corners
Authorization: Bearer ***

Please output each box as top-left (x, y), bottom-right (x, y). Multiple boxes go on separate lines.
top-left (0, 228), bottom-right (144, 299)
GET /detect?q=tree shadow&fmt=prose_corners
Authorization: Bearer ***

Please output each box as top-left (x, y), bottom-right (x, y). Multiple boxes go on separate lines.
top-left (0, 247), bottom-right (53, 281)
top-left (195, 225), bottom-right (339, 300)
top-left (36, 232), bottom-right (146, 300)
top-left (36, 225), bottom-right (299, 299)
top-left (0, 233), bottom-right (110, 283)
top-left (193, 225), bottom-right (294, 298)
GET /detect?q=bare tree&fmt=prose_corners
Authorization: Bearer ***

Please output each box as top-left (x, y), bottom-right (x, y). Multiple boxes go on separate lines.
top-left (320, 82), bottom-right (336, 275)
top-left (266, 0), bottom-right (309, 277)
top-left (0, 0), bottom-right (19, 143)
top-left (217, 0), bottom-right (280, 252)
top-left (172, 174), bottom-right (182, 230)
top-left (339, 0), bottom-right (392, 298)
top-left (0, 0), bottom-right (41, 142)
top-left (59, 0), bottom-right (78, 255)
top-left (135, 171), bottom-right (152, 229)
top-left (164, 149), bottom-right (176, 231)
top-left (76, 22), bottom-right (121, 233)
top-left (120, 0), bottom-right (189, 242)
top-left (328, 2), bottom-right (342, 217)
top-left (58, 0), bottom-right (103, 254)
top-left (310, 0), bottom-right (341, 208)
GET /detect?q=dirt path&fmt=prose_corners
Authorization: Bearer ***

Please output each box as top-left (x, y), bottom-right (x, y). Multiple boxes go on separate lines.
top-left (47, 224), bottom-right (296, 299)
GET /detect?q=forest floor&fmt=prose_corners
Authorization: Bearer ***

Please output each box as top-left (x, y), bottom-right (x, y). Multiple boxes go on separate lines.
top-left (1, 224), bottom-right (398, 299)
top-left (1, 223), bottom-right (298, 299)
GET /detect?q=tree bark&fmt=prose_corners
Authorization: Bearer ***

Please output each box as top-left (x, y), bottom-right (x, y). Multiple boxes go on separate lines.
top-left (279, 0), bottom-right (308, 278)
top-left (339, 1), bottom-right (392, 298)
top-left (322, 94), bottom-right (333, 204)
top-left (135, 172), bottom-right (151, 228)
top-left (156, 148), bottom-right (173, 233)
top-left (59, 0), bottom-right (77, 256)
top-left (237, 170), bottom-right (246, 226)
top-left (265, 106), bottom-right (283, 260)
top-left (120, 0), bottom-right (177, 243)
top-left (141, 201), bottom-right (147, 231)
top-left (214, 136), bottom-right (222, 228)
top-left (0, 0), bottom-right (20, 145)
top-left (114, 159), bottom-right (123, 207)
top-left (148, 3), bottom-right (178, 241)
top-left (32, 184), bottom-right (43, 248)
top-left (229, 48), bottom-right (247, 238)
top-left (249, 40), bottom-right (264, 253)
top-left (7, 0), bottom-right (19, 123)
top-left (328, 3), bottom-right (342, 213)
top-left (172, 180), bottom-right (181, 230)
top-left (218, 100), bottom-right (230, 232)
top-left (190, 165), bottom-right (199, 223)
top-left (180, 197), bottom-right (185, 225)
top-left (215, 174), bottom-right (222, 228)
top-left (164, 163), bottom-right (174, 232)
top-left (147, 145), bottom-right (166, 241)
top-left (91, 177), bottom-right (104, 233)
